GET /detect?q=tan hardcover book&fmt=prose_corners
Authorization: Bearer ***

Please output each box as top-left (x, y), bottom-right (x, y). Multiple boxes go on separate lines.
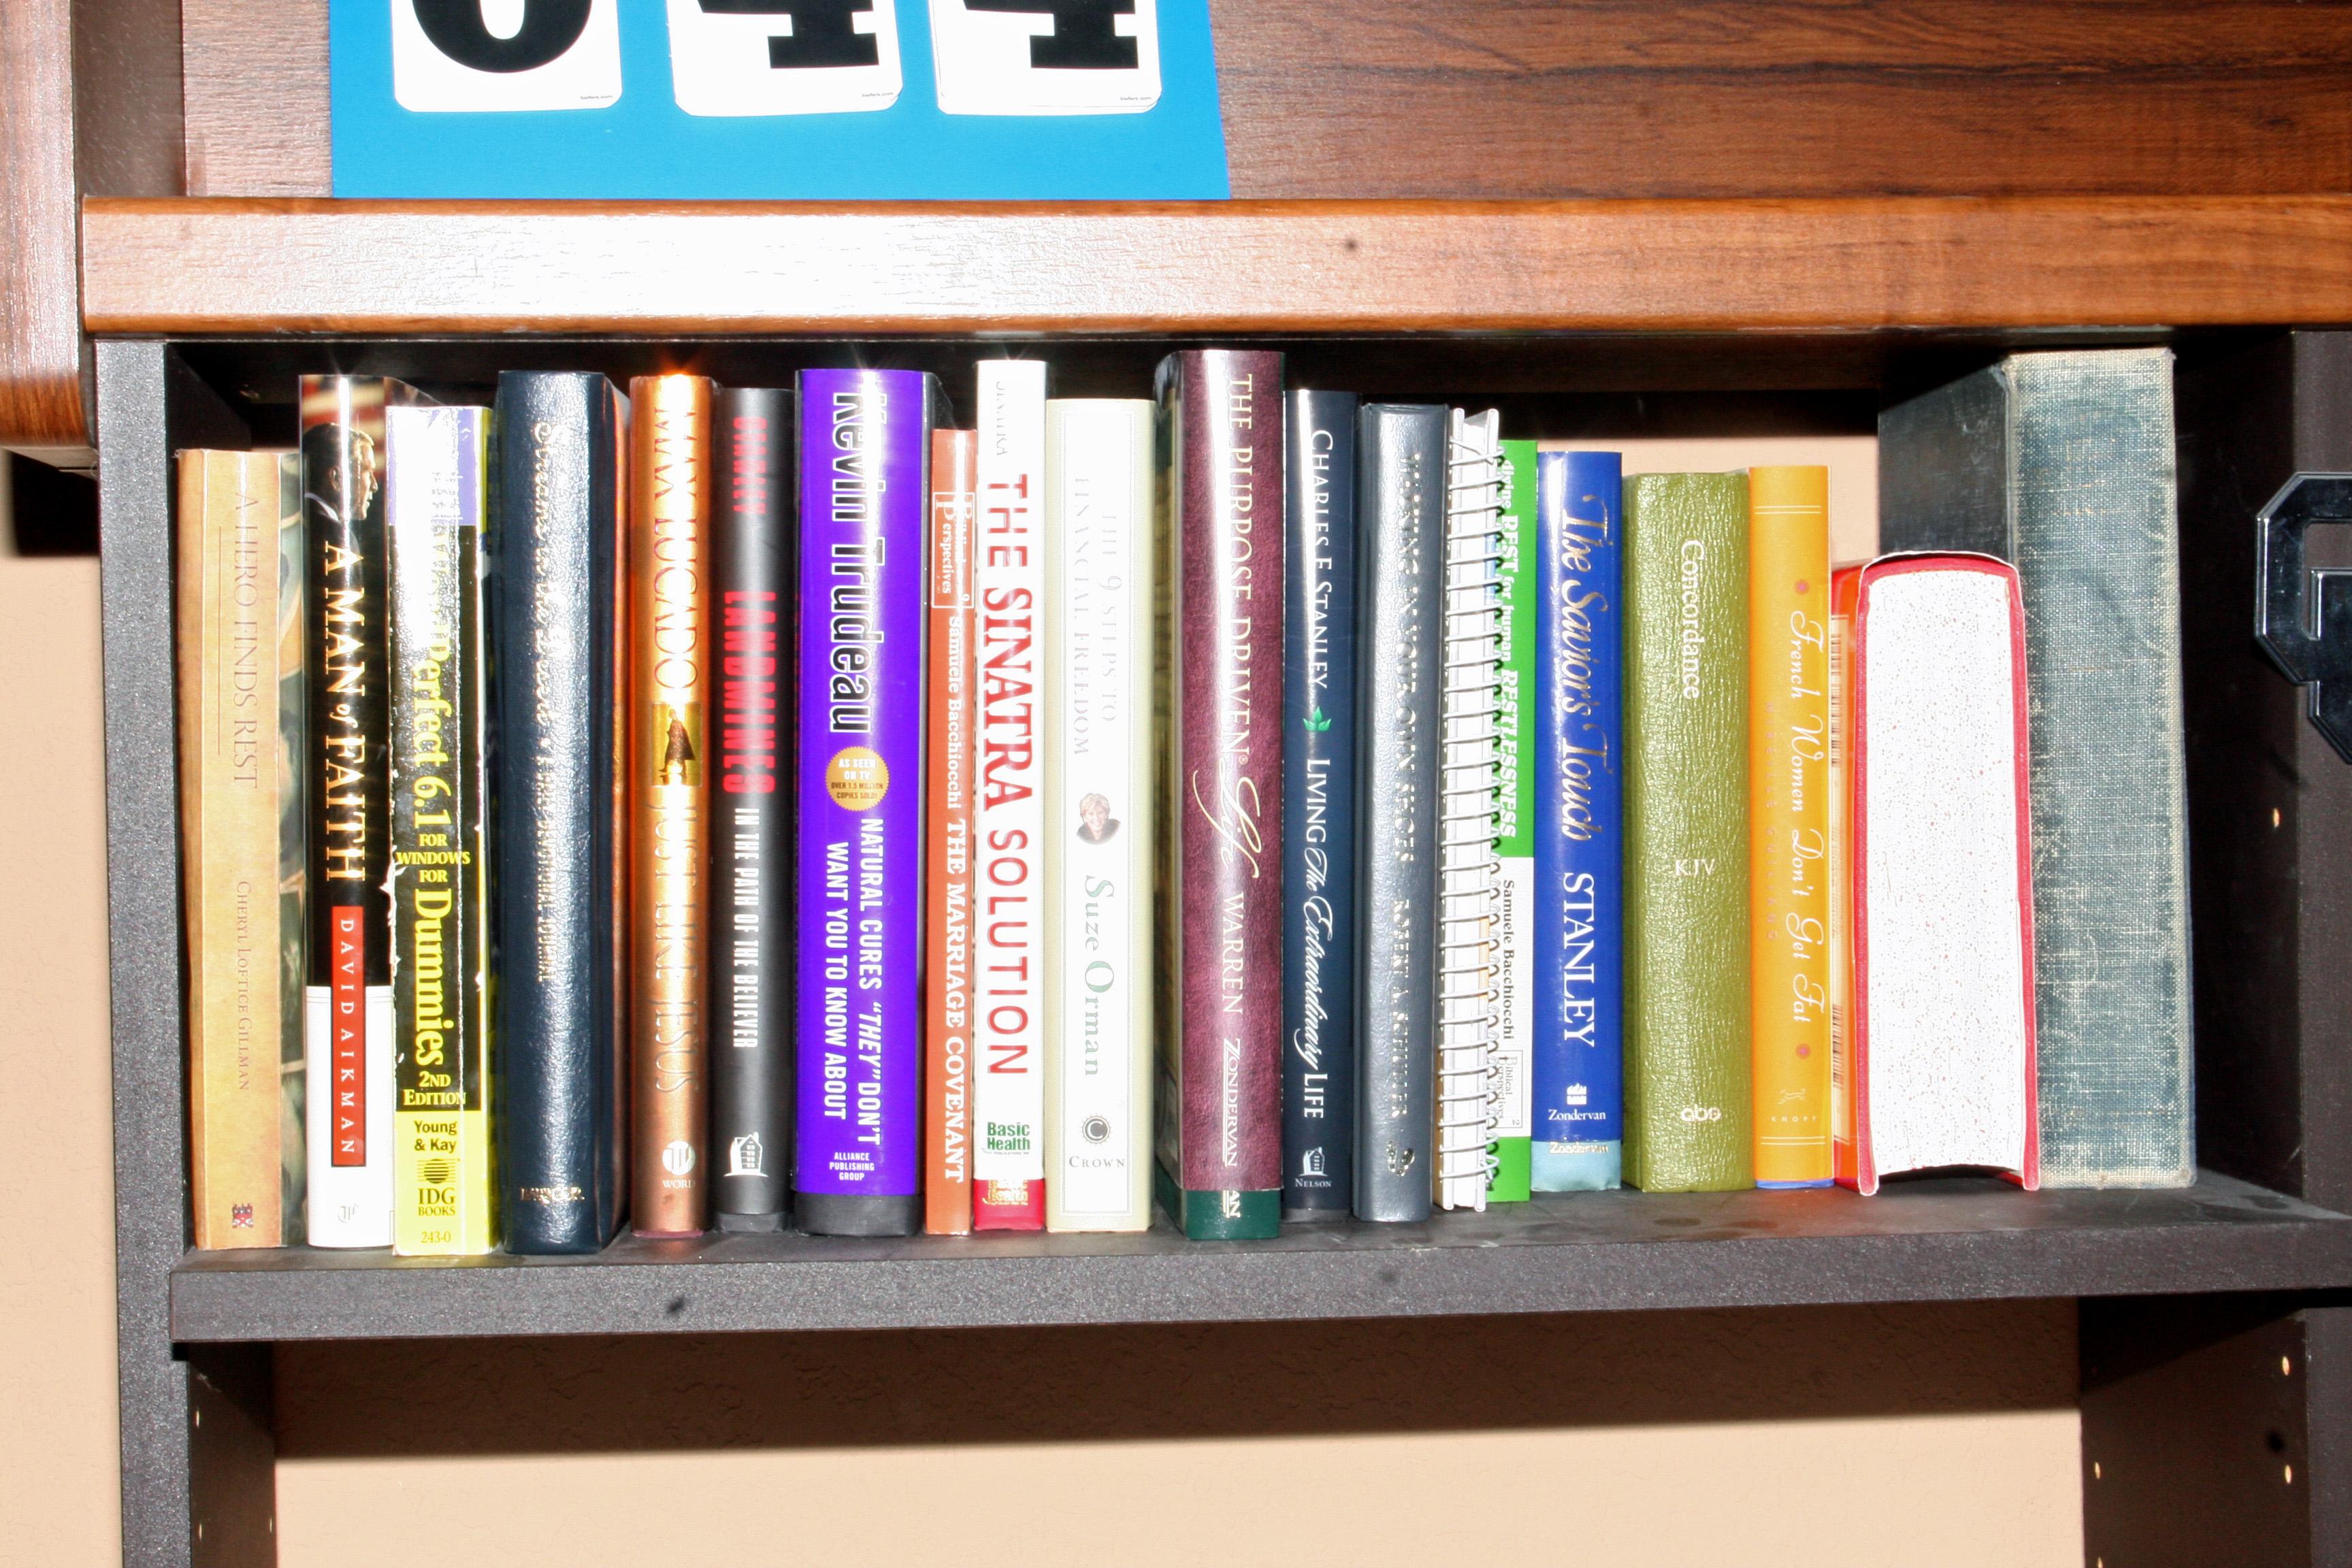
top-left (627, 374), bottom-right (715, 1237)
top-left (179, 448), bottom-right (296, 1248)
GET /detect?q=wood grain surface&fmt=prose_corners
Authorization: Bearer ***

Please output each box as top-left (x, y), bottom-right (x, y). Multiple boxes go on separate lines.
top-left (182, 0), bottom-right (326, 198)
top-left (1, 0), bottom-right (87, 456)
top-left (78, 195), bottom-right (2352, 337)
top-left (182, 0), bottom-right (2352, 200)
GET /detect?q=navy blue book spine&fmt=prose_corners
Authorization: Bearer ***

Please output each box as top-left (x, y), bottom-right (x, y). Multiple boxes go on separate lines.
top-left (1531, 450), bottom-right (1625, 1192)
top-left (492, 371), bottom-right (630, 1253)
top-left (1281, 390), bottom-right (1359, 1220)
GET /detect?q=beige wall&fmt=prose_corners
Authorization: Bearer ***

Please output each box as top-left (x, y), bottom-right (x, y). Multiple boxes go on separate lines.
top-left (0, 540), bottom-right (124, 1567)
top-left (0, 468), bottom-right (2082, 1568)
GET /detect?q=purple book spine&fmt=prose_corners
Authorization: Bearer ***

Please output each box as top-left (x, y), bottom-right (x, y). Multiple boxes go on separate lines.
top-left (794, 369), bottom-right (931, 1235)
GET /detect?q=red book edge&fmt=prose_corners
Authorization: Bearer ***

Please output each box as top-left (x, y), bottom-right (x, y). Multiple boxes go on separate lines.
top-left (973, 1180), bottom-right (1045, 1230)
top-left (1844, 552), bottom-right (2039, 1196)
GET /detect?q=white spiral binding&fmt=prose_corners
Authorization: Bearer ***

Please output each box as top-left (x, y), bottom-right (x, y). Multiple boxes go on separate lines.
top-left (1435, 409), bottom-right (1507, 1213)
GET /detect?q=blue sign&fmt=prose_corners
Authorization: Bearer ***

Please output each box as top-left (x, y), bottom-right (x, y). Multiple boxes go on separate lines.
top-left (333, 0), bottom-right (1230, 199)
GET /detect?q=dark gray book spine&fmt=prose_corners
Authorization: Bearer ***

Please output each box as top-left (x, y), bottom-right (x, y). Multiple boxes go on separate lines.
top-left (1880, 348), bottom-right (2193, 1188)
top-left (1353, 404), bottom-right (1446, 1222)
top-left (491, 372), bottom-right (630, 1252)
top-left (1283, 390), bottom-right (1359, 1220)
top-left (710, 387), bottom-right (796, 1231)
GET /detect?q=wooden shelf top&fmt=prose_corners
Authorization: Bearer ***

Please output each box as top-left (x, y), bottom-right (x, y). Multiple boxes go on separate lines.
top-left (169, 1171), bottom-right (2352, 1343)
top-left (81, 195), bottom-right (2352, 339)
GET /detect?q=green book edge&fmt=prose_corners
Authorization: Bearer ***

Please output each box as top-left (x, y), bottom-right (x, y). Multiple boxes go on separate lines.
top-left (1155, 1164), bottom-right (1281, 1239)
top-left (1488, 440), bottom-right (1541, 1203)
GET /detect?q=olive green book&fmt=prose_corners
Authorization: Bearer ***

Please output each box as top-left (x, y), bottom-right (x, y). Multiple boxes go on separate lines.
top-left (1622, 472), bottom-right (1754, 1191)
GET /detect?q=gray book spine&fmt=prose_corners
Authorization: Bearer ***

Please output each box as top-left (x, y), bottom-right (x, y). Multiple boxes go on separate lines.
top-left (1880, 348), bottom-right (2194, 1188)
top-left (1354, 405), bottom-right (1448, 1222)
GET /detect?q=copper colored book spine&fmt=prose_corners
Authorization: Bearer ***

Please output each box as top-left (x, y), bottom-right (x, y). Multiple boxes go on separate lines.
top-left (926, 430), bottom-right (978, 1234)
top-left (628, 374), bottom-right (715, 1237)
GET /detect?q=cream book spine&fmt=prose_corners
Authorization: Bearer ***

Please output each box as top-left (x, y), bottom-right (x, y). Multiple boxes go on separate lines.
top-left (1044, 399), bottom-right (1158, 1232)
top-left (179, 449), bottom-right (296, 1248)
top-left (973, 359), bottom-right (1050, 1228)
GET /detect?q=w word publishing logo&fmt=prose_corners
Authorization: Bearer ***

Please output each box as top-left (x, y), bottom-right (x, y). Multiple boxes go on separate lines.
top-left (391, 0), bottom-right (1160, 116)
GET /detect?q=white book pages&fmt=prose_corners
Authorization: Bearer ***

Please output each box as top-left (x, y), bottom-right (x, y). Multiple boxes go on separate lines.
top-left (1436, 410), bottom-right (1507, 1211)
top-left (1855, 559), bottom-right (2034, 1192)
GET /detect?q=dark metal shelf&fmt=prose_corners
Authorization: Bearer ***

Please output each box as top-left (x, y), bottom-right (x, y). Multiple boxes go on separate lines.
top-left (169, 1171), bottom-right (2352, 1342)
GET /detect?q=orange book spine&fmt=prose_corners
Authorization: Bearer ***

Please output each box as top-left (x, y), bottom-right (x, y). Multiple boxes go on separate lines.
top-left (628, 374), bottom-right (715, 1237)
top-left (926, 430), bottom-right (979, 1234)
top-left (1748, 467), bottom-right (1834, 1186)
top-left (1827, 564), bottom-right (1863, 1190)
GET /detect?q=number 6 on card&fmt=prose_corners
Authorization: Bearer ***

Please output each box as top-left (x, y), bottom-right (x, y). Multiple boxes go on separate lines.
top-left (668, 0), bottom-right (904, 116)
top-left (928, 0), bottom-right (1161, 115)
top-left (391, 0), bottom-right (623, 112)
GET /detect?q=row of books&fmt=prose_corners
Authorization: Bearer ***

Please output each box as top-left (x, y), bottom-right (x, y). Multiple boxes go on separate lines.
top-left (176, 346), bottom-right (2194, 1254)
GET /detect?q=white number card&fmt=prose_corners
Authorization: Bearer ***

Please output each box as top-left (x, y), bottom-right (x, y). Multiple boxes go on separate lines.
top-left (928, 0), bottom-right (1160, 116)
top-left (668, 0), bottom-right (904, 116)
top-left (391, 0), bottom-right (623, 113)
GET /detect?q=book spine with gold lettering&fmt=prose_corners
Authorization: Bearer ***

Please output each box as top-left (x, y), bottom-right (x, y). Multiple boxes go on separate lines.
top-left (492, 371), bottom-right (630, 1254)
top-left (302, 374), bottom-right (420, 1249)
top-left (1749, 466), bottom-right (1834, 1188)
top-left (179, 448), bottom-right (295, 1248)
top-left (628, 374), bottom-right (715, 1237)
top-left (925, 428), bottom-right (979, 1235)
top-left (387, 405), bottom-right (496, 1255)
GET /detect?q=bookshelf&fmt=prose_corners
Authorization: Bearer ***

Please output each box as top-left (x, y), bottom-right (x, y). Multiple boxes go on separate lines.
top-left (75, 195), bottom-right (2352, 335)
top-left (166, 1175), bottom-right (2352, 1343)
top-left (11, 3), bottom-right (2352, 1565)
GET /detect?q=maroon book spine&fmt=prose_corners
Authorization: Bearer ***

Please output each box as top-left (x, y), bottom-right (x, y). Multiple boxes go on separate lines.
top-left (1152, 349), bottom-right (1286, 1239)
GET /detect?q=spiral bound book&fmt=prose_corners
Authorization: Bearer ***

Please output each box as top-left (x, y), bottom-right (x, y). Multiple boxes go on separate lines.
top-left (1436, 410), bottom-right (1509, 1212)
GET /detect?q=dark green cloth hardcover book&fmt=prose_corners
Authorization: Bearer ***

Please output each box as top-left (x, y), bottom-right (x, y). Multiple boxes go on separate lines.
top-left (1881, 349), bottom-right (2193, 1189)
top-left (1621, 472), bottom-right (1754, 1192)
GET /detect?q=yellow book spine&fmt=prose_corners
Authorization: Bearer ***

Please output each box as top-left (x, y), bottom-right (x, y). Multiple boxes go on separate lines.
top-left (1747, 466), bottom-right (1833, 1186)
top-left (389, 406), bottom-right (497, 1256)
top-left (180, 450), bottom-right (288, 1247)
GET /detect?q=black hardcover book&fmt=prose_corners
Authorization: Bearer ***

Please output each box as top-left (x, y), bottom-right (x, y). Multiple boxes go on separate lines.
top-left (491, 372), bottom-right (630, 1254)
top-left (300, 375), bottom-right (422, 1248)
top-left (1281, 390), bottom-right (1359, 1220)
top-left (710, 387), bottom-right (797, 1230)
top-left (1354, 404), bottom-right (1447, 1224)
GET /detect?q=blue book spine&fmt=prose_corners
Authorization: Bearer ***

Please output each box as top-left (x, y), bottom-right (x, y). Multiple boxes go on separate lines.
top-left (1531, 451), bottom-right (1624, 1191)
top-left (1281, 390), bottom-right (1359, 1220)
top-left (491, 372), bottom-right (629, 1252)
